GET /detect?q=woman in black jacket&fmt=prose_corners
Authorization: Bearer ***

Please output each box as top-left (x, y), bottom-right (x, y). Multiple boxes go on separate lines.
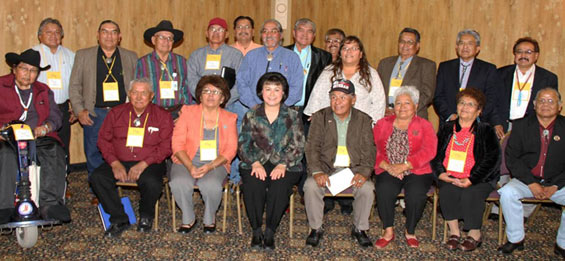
top-left (432, 88), bottom-right (500, 251)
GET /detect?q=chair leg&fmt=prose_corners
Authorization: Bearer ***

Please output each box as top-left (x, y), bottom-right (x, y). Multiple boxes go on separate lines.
top-left (236, 185), bottom-right (242, 235)
top-left (154, 200), bottom-right (159, 230)
top-left (432, 191), bottom-right (437, 240)
top-left (222, 184), bottom-right (228, 233)
top-left (483, 202), bottom-right (493, 223)
top-left (527, 204), bottom-right (542, 227)
top-left (498, 202), bottom-right (503, 245)
top-left (172, 194), bottom-right (176, 232)
top-left (164, 182), bottom-right (172, 214)
top-left (443, 219), bottom-right (448, 243)
top-left (289, 192), bottom-right (294, 239)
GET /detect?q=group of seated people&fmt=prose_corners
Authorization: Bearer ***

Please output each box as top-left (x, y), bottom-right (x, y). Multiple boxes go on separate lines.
top-left (1, 15), bottom-right (565, 258)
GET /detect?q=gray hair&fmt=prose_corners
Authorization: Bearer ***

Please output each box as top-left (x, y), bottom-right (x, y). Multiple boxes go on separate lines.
top-left (399, 27), bottom-right (420, 43)
top-left (456, 29), bottom-right (480, 46)
top-left (325, 28), bottom-right (345, 41)
top-left (38, 18), bottom-right (64, 37)
top-left (534, 87), bottom-right (562, 105)
top-left (261, 19), bottom-right (283, 34)
top-left (129, 78), bottom-right (154, 93)
top-left (393, 86), bottom-right (420, 105)
top-left (293, 18), bottom-right (316, 34)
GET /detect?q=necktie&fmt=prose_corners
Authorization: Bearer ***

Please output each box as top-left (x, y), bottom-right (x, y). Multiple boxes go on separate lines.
top-left (459, 64), bottom-right (470, 87)
top-left (396, 61), bottom-right (404, 79)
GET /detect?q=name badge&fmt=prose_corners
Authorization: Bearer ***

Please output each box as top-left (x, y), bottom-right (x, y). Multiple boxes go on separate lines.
top-left (11, 124), bottom-right (34, 141)
top-left (446, 150), bottom-right (466, 173)
top-left (103, 82), bottom-right (120, 101)
top-left (200, 140), bottom-right (217, 161)
top-left (126, 127), bottom-right (145, 147)
top-left (46, 71), bottom-right (62, 89)
top-left (512, 82), bottom-right (532, 106)
top-left (389, 78), bottom-right (403, 103)
top-left (205, 54), bottom-right (222, 70)
top-left (334, 146), bottom-right (350, 167)
top-left (159, 81), bottom-right (175, 99)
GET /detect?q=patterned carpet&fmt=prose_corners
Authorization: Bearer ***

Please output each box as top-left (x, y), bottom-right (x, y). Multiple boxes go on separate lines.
top-left (0, 171), bottom-right (563, 260)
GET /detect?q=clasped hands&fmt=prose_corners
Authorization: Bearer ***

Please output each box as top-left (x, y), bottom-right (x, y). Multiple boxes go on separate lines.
top-left (438, 173), bottom-right (472, 188)
top-left (381, 161), bottom-right (411, 180)
top-left (111, 160), bottom-right (148, 182)
top-left (251, 161), bottom-right (286, 181)
top-left (528, 183), bottom-right (558, 200)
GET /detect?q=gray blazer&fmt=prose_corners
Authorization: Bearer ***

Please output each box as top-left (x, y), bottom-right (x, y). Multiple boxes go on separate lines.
top-left (377, 55), bottom-right (436, 119)
top-left (69, 46), bottom-right (138, 116)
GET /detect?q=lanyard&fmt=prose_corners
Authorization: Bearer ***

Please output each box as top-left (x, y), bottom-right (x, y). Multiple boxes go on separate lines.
top-left (14, 85), bottom-right (33, 121)
top-left (159, 60), bottom-right (173, 81)
top-left (102, 55), bottom-right (118, 83)
top-left (395, 59), bottom-right (411, 79)
top-left (129, 111), bottom-right (149, 128)
top-left (199, 110), bottom-right (219, 141)
top-left (449, 126), bottom-right (474, 154)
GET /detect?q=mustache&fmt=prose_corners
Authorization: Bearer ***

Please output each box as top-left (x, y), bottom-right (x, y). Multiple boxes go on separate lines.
top-left (237, 32), bottom-right (249, 36)
top-left (519, 57), bottom-right (529, 62)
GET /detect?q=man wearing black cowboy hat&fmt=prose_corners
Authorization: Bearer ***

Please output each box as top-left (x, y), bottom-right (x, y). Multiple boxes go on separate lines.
top-left (0, 49), bottom-right (70, 224)
top-left (69, 20), bottom-right (138, 204)
top-left (135, 20), bottom-right (191, 119)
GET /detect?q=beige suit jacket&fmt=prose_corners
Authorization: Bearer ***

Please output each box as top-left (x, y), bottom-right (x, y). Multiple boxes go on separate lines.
top-left (69, 46), bottom-right (138, 116)
top-left (377, 55), bottom-right (436, 119)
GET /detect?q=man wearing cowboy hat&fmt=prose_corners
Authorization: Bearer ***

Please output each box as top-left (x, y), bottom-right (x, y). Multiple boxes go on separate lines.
top-left (0, 49), bottom-right (70, 224)
top-left (69, 20), bottom-right (138, 201)
top-left (135, 20), bottom-right (190, 119)
top-left (186, 17), bottom-right (244, 183)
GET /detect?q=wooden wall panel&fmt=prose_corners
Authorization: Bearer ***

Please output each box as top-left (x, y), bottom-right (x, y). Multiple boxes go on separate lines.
top-left (1, 0), bottom-right (564, 162)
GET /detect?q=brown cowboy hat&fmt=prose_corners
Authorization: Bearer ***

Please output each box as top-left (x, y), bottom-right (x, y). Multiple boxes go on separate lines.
top-left (5, 49), bottom-right (50, 71)
top-left (143, 20), bottom-right (184, 44)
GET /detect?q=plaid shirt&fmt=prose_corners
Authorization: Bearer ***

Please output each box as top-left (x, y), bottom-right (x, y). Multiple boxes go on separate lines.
top-left (238, 104), bottom-right (305, 171)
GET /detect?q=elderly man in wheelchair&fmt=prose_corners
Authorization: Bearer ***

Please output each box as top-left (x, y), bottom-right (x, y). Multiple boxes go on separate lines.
top-left (0, 49), bottom-right (70, 225)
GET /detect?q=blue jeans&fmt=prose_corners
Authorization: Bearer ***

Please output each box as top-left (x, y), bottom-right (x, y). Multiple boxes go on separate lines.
top-left (83, 107), bottom-right (109, 175)
top-left (499, 178), bottom-right (565, 248)
top-left (225, 101), bottom-right (247, 184)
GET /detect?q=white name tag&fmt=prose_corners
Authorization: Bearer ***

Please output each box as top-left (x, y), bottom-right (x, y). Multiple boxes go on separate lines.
top-left (126, 127), bottom-right (145, 148)
top-left (160, 81), bottom-right (175, 99)
top-left (200, 140), bottom-right (217, 161)
top-left (333, 146), bottom-right (350, 167)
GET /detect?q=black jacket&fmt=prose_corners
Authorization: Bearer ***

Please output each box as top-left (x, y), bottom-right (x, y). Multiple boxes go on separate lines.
top-left (432, 120), bottom-right (501, 185)
top-left (284, 44), bottom-right (332, 107)
top-left (497, 64), bottom-right (558, 131)
top-left (506, 115), bottom-right (565, 189)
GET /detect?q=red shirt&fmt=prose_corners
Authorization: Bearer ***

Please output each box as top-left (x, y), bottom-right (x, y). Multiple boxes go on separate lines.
top-left (443, 127), bottom-right (475, 178)
top-left (531, 119), bottom-right (555, 178)
top-left (97, 103), bottom-right (173, 165)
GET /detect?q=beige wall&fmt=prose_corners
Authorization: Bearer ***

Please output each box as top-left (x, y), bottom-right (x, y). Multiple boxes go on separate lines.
top-left (1, 0), bottom-right (564, 163)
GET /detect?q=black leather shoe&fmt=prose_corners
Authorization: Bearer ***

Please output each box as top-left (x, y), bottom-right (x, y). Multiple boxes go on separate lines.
top-left (178, 220), bottom-right (197, 234)
top-left (306, 228), bottom-right (324, 247)
top-left (203, 224), bottom-right (216, 234)
top-left (340, 205), bottom-right (353, 215)
top-left (555, 244), bottom-right (565, 258)
top-left (105, 222), bottom-right (130, 238)
top-left (323, 198), bottom-right (335, 214)
top-left (137, 217), bottom-right (153, 232)
top-left (351, 227), bottom-right (372, 247)
top-left (263, 228), bottom-right (275, 250)
top-left (498, 240), bottom-right (524, 254)
top-left (251, 229), bottom-right (263, 249)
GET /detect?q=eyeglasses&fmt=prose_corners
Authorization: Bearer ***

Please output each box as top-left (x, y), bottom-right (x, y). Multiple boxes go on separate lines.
top-left (399, 40), bottom-right (416, 46)
top-left (457, 101), bottom-right (477, 108)
top-left (209, 27), bottom-right (226, 33)
top-left (16, 65), bottom-right (39, 74)
top-left (99, 29), bottom-right (119, 36)
top-left (537, 98), bottom-right (557, 105)
top-left (43, 30), bottom-right (62, 36)
top-left (236, 25), bottom-right (251, 30)
top-left (261, 29), bottom-right (279, 34)
top-left (341, 47), bottom-right (360, 52)
top-left (515, 50), bottom-right (536, 55)
top-left (156, 35), bottom-right (174, 42)
top-left (325, 39), bottom-right (341, 44)
top-left (330, 95), bottom-right (349, 101)
top-left (202, 89), bottom-right (222, 96)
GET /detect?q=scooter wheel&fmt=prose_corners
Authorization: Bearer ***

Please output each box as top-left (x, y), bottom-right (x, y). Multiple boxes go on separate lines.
top-left (16, 226), bottom-right (38, 248)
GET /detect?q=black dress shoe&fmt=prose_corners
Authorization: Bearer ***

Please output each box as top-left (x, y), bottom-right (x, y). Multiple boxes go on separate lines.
top-left (203, 224), bottom-right (216, 234)
top-left (351, 227), bottom-right (372, 247)
top-left (306, 228), bottom-right (324, 247)
top-left (105, 222), bottom-right (130, 238)
top-left (178, 220), bottom-right (197, 234)
top-left (137, 217), bottom-right (153, 232)
top-left (340, 205), bottom-right (353, 215)
top-left (498, 240), bottom-right (524, 254)
top-left (555, 244), bottom-right (565, 258)
top-left (323, 198), bottom-right (335, 214)
top-left (251, 229), bottom-right (263, 249)
top-left (263, 228), bottom-right (275, 250)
